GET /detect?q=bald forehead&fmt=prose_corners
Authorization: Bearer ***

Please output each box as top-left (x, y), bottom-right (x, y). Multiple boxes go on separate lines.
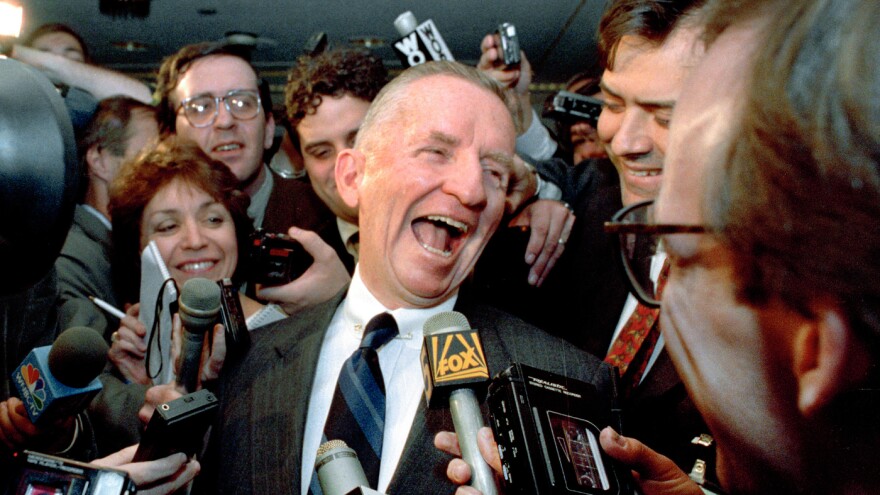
top-left (360, 74), bottom-right (508, 144)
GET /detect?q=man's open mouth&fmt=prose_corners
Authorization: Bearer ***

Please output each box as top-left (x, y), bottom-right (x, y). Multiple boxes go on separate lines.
top-left (412, 215), bottom-right (469, 257)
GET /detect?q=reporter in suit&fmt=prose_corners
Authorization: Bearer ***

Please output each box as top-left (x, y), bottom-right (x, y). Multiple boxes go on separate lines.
top-left (198, 61), bottom-right (612, 494)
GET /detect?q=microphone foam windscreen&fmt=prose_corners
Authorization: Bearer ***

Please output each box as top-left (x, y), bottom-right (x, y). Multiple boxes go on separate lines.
top-left (423, 311), bottom-right (470, 336)
top-left (179, 278), bottom-right (221, 329)
top-left (48, 327), bottom-right (109, 388)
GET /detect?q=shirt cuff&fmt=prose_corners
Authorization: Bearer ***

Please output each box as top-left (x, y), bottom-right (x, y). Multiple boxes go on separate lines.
top-left (515, 108), bottom-right (558, 161)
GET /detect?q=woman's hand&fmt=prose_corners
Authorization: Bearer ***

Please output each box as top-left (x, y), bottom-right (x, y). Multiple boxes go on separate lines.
top-left (108, 303), bottom-right (150, 385)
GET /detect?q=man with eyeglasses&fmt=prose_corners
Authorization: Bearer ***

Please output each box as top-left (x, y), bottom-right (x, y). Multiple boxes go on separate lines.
top-left (443, 0), bottom-right (715, 481)
top-left (154, 42), bottom-right (351, 311)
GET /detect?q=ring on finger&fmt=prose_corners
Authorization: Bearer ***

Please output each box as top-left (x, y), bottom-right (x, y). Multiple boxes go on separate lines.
top-left (558, 237), bottom-right (566, 245)
top-left (111, 331), bottom-right (120, 343)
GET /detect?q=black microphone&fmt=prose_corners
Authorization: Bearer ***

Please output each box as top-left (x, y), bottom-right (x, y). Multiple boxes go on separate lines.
top-left (391, 11), bottom-right (454, 68)
top-left (315, 440), bottom-right (385, 495)
top-left (176, 278), bottom-right (221, 393)
top-left (11, 327), bottom-right (107, 424)
top-left (422, 312), bottom-right (497, 495)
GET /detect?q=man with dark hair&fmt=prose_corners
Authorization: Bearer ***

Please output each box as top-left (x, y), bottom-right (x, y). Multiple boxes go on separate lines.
top-left (56, 97), bottom-right (158, 341)
top-left (155, 42), bottom-right (350, 312)
top-left (478, 0), bottom-right (713, 476)
top-left (198, 61), bottom-right (611, 495)
top-left (280, 47), bottom-right (387, 274)
top-left (601, 0), bottom-right (880, 492)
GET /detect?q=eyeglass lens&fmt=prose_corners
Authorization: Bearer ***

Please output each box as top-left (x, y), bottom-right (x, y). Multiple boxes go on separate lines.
top-left (183, 91), bottom-right (260, 127)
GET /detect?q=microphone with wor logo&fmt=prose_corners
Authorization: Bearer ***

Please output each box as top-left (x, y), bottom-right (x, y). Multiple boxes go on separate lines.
top-left (422, 311), bottom-right (498, 495)
top-left (392, 11), bottom-right (454, 68)
top-left (11, 327), bottom-right (106, 424)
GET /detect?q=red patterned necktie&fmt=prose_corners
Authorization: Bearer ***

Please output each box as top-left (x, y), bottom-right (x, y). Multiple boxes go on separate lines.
top-left (605, 261), bottom-right (670, 390)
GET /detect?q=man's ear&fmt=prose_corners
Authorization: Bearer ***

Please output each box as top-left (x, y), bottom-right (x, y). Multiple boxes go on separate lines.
top-left (263, 112), bottom-right (276, 151)
top-left (86, 145), bottom-right (113, 183)
top-left (792, 301), bottom-right (870, 417)
top-left (336, 148), bottom-right (364, 211)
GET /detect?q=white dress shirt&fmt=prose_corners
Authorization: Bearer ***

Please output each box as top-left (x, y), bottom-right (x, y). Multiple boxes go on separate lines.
top-left (300, 267), bottom-right (458, 494)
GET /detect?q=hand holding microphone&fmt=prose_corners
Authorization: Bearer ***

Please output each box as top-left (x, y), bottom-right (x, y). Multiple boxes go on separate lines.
top-left (5, 326), bottom-right (107, 452)
top-left (421, 311), bottom-right (498, 495)
top-left (175, 278), bottom-right (221, 393)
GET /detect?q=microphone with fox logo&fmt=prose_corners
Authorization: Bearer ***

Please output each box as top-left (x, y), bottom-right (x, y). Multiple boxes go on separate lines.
top-left (422, 311), bottom-right (497, 495)
top-left (392, 11), bottom-right (454, 68)
top-left (11, 327), bottom-right (106, 424)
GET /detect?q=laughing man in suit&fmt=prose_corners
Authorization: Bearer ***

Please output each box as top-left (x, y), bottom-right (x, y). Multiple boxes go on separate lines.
top-left (197, 61), bottom-right (612, 494)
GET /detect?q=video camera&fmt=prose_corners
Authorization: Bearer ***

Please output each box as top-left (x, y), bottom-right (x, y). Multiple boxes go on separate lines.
top-left (543, 90), bottom-right (604, 127)
top-left (247, 229), bottom-right (314, 286)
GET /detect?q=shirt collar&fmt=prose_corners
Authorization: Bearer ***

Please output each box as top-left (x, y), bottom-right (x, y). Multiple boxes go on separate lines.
top-left (342, 266), bottom-right (459, 349)
top-left (81, 204), bottom-right (112, 230)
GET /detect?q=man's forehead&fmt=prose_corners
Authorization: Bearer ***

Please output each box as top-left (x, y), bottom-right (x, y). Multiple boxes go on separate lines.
top-left (175, 55), bottom-right (259, 98)
top-left (657, 23), bottom-right (761, 224)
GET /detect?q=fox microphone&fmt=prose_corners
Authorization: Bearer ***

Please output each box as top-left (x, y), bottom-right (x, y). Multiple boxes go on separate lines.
top-left (392, 11), bottom-right (454, 67)
top-left (11, 327), bottom-right (107, 424)
top-left (422, 312), bottom-right (497, 495)
top-left (176, 278), bottom-right (221, 393)
top-left (316, 440), bottom-right (385, 495)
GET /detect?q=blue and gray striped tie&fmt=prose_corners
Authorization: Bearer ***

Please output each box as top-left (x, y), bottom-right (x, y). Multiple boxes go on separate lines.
top-left (318, 312), bottom-right (398, 491)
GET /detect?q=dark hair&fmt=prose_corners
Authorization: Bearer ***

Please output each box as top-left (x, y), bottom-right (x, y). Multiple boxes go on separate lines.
top-left (79, 96), bottom-right (157, 158)
top-left (283, 47), bottom-right (387, 133)
top-left (23, 23), bottom-right (89, 62)
top-left (108, 137), bottom-right (252, 301)
top-left (705, 0), bottom-right (880, 479)
top-left (154, 42), bottom-right (272, 134)
top-left (598, 0), bottom-right (706, 69)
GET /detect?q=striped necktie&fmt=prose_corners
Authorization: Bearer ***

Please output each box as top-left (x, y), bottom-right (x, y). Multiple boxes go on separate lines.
top-left (319, 312), bottom-right (398, 490)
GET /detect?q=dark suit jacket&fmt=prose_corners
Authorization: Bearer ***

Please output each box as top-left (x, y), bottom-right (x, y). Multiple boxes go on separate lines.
top-left (198, 291), bottom-right (613, 494)
top-left (55, 205), bottom-right (121, 341)
top-left (478, 158), bottom-right (712, 473)
top-left (262, 173), bottom-right (355, 274)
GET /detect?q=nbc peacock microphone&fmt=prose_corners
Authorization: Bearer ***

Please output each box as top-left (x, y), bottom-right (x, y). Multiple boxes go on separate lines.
top-left (315, 440), bottom-right (385, 495)
top-left (11, 327), bottom-right (107, 425)
top-left (176, 278), bottom-right (221, 393)
top-left (392, 11), bottom-right (454, 68)
top-left (422, 312), bottom-right (498, 495)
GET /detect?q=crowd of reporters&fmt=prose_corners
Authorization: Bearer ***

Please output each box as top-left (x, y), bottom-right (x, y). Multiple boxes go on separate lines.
top-left (1, 0), bottom-right (878, 493)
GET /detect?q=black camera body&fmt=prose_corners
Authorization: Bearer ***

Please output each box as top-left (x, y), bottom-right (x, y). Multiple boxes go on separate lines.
top-left (248, 229), bottom-right (314, 286)
top-left (11, 450), bottom-right (136, 495)
top-left (218, 278), bottom-right (249, 353)
top-left (133, 389), bottom-right (219, 462)
top-left (544, 91), bottom-right (604, 127)
top-left (487, 363), bottom-right (633, 494)
top-left (497, 22), bottom-right (521, 67)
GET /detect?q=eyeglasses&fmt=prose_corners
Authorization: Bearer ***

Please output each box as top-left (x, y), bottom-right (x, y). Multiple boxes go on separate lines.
top-left (177, 89), bottom-right (262, 128)
top-left (603, 200), bottom-right (706, 307)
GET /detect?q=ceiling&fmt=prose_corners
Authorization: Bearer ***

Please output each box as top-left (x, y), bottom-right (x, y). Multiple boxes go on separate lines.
top-left (18, 0), bottom-right (606, 96)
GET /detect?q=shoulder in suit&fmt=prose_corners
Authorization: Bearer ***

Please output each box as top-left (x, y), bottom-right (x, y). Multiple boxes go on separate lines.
top-left (198, 294), bottom-right (613, 494)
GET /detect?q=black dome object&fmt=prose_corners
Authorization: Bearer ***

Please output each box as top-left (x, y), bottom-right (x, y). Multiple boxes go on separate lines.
top-left (0, 58), bottom-right (80, 295)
